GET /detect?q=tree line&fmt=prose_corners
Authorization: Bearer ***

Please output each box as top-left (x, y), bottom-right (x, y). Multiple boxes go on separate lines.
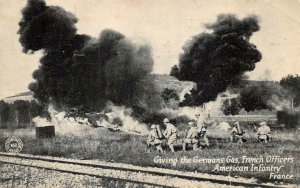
top-left (0, 100), bottom-right (43, 128)
top-left (221, 75), bottom-right (300, 115)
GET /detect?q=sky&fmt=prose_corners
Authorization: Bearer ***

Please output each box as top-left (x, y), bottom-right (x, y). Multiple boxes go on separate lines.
top-left (0, 0), bottom-right (299, 99)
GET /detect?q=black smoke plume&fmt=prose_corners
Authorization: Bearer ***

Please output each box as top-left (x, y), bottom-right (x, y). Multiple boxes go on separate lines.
top-left (18, 0), bottom-right (154, 111)
top-left (172, 14), bottom-right (262, 106)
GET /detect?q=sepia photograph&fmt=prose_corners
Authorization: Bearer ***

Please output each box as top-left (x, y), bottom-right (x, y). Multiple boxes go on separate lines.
top-left (0, 0), bottom-right (299, 187)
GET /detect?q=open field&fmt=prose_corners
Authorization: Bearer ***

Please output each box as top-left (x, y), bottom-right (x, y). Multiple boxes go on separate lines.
top-left (0, 126), bottom-right (299, 186)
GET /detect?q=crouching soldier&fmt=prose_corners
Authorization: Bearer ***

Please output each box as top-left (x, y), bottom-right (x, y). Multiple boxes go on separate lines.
top-left (163, 118), bottom-right (178, 152)
top-left (183, 122), bottom-right (198, 151)
top-left (230, 122), bottom-right (245, 143)
top-left (197, 116), bottom-right (210, 148)
top-left (257, 121), bottom-right (271, 142)
top-left (147, 124), bottom-right (163, 153)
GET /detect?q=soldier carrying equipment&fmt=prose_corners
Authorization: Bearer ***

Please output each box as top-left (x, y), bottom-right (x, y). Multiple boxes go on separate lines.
top-left (183, 122), bottom-right (199, 151)
top-left (163, 118), bottom-right (178, 152)
top-left (195, 114), bottom-right (210, 148)
top-left (147, 124), bottom-right (163, 153)
top-left (230, 121), bottom-right (245, 143)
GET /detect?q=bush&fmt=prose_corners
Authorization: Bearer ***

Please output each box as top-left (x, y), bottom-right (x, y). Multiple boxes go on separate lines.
top-left (221, 98), bottom-right (242, 115)
top-left (277, 110), bottom-right (300, 129)
top-left (161, 88), bottom-right (179, 102)
top-left (280, 74), bottom-right (300, 107)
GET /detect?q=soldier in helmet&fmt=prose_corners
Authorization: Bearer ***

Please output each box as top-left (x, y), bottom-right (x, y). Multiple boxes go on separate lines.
top-left (195, 114), bottom-right (210, 148)
top-left (199, 117), bottom-right (210, 148)
top-left (183, 121), bottom-right (199, 151)
top-left (194, 113), bottom-right (201, 125)
top-left (162, 118), bottom-right (178, 152)
top-left (257, 121), bottom-right (271, 142)
top-left (147, 124), bottom-right (163, 153)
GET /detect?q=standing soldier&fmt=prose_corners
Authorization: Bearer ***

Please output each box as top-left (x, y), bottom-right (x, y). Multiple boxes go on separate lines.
top-left (163, 118), bottom-right (178, 152)
top-left (147, 124), bottom-right (163, 153)
top-left (257, 121), bottom-right (271, 142)
top-left (183, 122), bottom-right (198, 151)
top-left (195, 113), bottom-right (210, 148)
top-left (194, 113), bottom-right (201, 126)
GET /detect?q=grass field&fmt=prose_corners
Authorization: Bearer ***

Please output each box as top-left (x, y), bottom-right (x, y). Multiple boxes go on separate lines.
top-left (0, 126), bottom-right (299, 185)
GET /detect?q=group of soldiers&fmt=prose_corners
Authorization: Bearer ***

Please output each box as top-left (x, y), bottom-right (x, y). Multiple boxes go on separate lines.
top-left (229, 121), bottom-right (271, 143)
top-left (147, 113), bottom-right (210, 153)
top-left (147, 113), bottom-right (272, 153)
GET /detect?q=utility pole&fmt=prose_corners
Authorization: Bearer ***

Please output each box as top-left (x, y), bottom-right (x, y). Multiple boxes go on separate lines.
top-left (28, 110), bottom-right (32, 127)
top-left (15, 110), bottom-right (19, 127)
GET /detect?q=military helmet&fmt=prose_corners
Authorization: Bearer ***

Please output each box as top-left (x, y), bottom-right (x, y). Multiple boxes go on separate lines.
top-left (163, 118), bottom-right (169, 123)
top-left (188, 121), bottom-right (195, 127)
top-left (259, 121), bottom-right (267, 126)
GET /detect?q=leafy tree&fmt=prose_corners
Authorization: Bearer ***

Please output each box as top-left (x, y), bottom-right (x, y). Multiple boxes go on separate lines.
top-left (0, 100), bottom-right (10, 123)
top-left (29, 101), bottom-right (44, 118)
top-left (280, 74), bottom-right (300, 107)
top-left (239, 81), bottom-right (290, 112)
top-left (170, 65), bottom-right (179, 78)
top-left (222, 98), bottom-right (242, 115)
top-left (0, 100), bottom-right (44, 127)
top-left (179, 89), bottom-right (198, 107)
top-left (240, 85), bottom-right (272, 112)
top-left (161, 88), bottom-right (179, 102)
top-left (277, 110), bottom-right (299, 129)
top-left (13, 100), bottom-right (31, 123)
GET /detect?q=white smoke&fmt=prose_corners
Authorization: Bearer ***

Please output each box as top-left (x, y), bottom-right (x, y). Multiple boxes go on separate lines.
top-left (215, 121), bottom-right (231, 131)
top-left (33, 104), bottom-right (93, 135)
top-left (267, 95), bottom-right (291, 111)
top-left (33, 103), bottom-right (149, 136)
top-left (204, 91), bottom-right (236, 116)
top-left (32, 116), bottom-right (52, 127)
top-left (159, 91), bottom-right (232, 120)
top-left (104, 104), bottom-right (149, 135)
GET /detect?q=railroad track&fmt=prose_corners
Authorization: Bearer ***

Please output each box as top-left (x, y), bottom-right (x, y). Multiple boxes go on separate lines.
top-left (0, 152), bottom-right (291, 188)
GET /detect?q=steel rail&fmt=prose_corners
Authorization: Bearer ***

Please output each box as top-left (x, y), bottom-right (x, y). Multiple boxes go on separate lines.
top-left (0, 152), bottom-right (291, 188)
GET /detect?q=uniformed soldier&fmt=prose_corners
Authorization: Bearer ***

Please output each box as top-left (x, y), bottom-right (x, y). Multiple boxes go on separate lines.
top-left (183, 121), bottom-right (198, 151)
top-left (230, 122), bottom-right (245, 143)
top-left (195, 114), bottom-right (210, 148)
top-left (194, 113), bottom-right (201, 124)
top-left (257, 121), bottom-right (271, 142)
top-left (163, 118), bottom-right (178, 152)
top-left (147, 124), bottom-right (163, 153)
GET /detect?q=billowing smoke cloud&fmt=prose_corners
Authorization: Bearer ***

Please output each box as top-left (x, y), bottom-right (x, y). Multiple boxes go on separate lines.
top-left (18, 0), bottom-right (154, 111)
top-left (172, 14), bottom-right (262, 106)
